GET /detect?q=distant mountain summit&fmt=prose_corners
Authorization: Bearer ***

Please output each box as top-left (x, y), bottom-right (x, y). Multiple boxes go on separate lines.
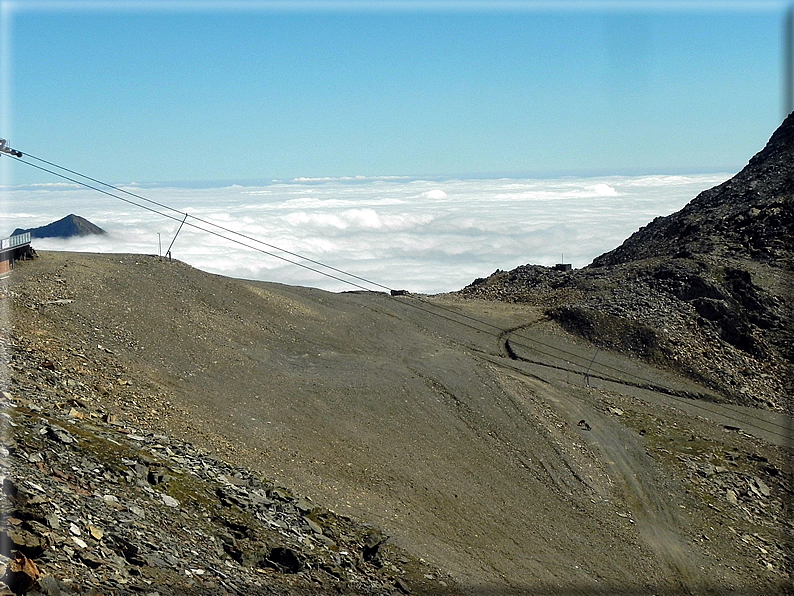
top-left (592, 111), bottom-right (793, 268)
top-left (13, 214), bottom-right (106, 239)
top-left (458, 114), bottom-right (793, 411)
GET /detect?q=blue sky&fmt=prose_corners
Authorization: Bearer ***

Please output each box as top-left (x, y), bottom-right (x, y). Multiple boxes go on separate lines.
top-left (1, 1), bottom-right (790, 185)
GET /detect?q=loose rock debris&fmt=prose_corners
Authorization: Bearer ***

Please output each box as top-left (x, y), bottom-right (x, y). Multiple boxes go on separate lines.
top-left (0, 352), bottom-right (457, 596)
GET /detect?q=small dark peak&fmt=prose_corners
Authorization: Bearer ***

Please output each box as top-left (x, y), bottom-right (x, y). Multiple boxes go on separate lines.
top-left (12, 214), bottom-right (106, 239)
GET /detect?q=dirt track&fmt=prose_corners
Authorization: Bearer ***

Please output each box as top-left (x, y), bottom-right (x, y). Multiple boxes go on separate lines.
top-left (8, 252), bottom-right (793, 595)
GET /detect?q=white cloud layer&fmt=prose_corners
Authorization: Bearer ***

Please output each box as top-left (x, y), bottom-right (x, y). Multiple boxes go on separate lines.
top-left (1, 174), bottom-right (729, 294)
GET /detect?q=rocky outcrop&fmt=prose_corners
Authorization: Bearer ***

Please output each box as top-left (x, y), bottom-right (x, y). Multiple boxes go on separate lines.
top-left (458, 115), bottom-right (794, 411)
top-left (592, 112), bottom-right (793, 268)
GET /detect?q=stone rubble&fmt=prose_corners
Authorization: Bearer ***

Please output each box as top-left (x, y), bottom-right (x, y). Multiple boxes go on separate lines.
top-left (0, 334), bottom-right (458, 596)
top-left (593, 394), bottom-right (794, 585)
top-left (456, 256), bottom-right (791, 412)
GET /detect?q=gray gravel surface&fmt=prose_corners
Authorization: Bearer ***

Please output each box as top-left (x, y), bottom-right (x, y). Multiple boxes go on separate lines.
top-left (3, 251), bottom-right (791, 595)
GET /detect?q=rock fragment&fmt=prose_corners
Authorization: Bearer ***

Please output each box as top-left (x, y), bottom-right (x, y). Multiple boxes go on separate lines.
top-left (1, 553), bottom-right (40, 595)
top-left (45, 426), bottom-right (75, 445)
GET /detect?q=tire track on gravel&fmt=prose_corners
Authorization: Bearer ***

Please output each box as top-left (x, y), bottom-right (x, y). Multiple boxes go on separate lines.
top-left (491, 321), bottom-right (709, 593)
top-left (498, 367), bottom-right (704, 594)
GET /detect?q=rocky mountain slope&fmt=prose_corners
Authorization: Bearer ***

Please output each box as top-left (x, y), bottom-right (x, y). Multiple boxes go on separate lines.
top-left (1, 275), bottom-right (456, 596)
top-left (13, 215), bottom-right (105, 240)
top-left (2, 252), bottom-right (792, 595)
top-left (592, 112), bottom-right (792, 268)
top-left (1, 116), bottom-right (791, 596)
top-left (459, 114), bottom-right (793, 413)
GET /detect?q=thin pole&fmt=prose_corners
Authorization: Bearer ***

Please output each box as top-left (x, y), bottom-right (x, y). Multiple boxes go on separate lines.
top-left (585, 348), bottom-right (599, 388)
top-left (166, 213), bottom-right (188, 258)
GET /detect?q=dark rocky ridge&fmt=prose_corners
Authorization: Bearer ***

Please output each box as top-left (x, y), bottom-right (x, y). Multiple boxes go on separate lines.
top-left (592, 111), bottom-right (793, 269)
top-left (13, 215), bottom-right (106, 240)
top-left (458, 114), bottom-right (793, 412)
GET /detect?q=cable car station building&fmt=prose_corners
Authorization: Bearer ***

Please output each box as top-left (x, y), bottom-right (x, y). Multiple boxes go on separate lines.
top-left (0, 232), bottom-right (34, 275)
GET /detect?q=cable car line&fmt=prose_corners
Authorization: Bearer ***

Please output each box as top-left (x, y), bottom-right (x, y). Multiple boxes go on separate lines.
top-left (13, 151), bottom-right (630, 380)
top-left (9, 156), bottom-right (376, 292)
top-left (21, 152), bottom-right (394, 293)
top-left (6, 150), bottom-right (790, 439)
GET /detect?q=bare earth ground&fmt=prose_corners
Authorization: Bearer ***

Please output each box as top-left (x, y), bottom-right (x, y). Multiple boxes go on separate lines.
top-left (7, 251), bottom-right (793, 595)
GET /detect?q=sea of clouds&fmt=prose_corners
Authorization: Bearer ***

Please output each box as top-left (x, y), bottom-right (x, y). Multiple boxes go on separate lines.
top-left (1, 174), bottom-right (730, 294)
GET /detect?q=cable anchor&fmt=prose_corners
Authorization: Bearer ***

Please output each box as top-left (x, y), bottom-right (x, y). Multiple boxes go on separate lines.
top-left (0, 138), bottom-right (23, 157)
